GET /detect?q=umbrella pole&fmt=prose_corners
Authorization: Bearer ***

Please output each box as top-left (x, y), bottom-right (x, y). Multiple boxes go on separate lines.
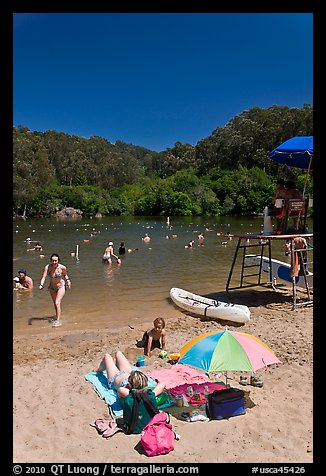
top-left (302, 154), bottom-right (313, 198)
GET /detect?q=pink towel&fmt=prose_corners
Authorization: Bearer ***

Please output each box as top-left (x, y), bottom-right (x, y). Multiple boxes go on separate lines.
top-left (146, 364), bottom-right (212, 389)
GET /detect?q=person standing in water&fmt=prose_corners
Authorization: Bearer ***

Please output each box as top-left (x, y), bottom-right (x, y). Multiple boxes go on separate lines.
top-left (102, 242), bottom-right (121, 264)
top-left (39, 253), bottom-right (71, 327)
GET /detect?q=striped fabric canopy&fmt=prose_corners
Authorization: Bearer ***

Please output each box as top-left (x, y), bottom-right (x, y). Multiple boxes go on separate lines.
top-left (179, 330), bottom-right (280, 373)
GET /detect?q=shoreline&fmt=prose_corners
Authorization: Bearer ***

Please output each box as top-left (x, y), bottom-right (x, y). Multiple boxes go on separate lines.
top-left (13, 287), bottom-right (313, 463)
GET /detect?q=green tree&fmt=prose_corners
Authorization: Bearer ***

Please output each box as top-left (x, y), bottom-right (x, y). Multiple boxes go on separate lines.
top-left (169, 192), bottom-right (193, 216)
top-left (13, 127), bottom-right (54, 216)
top-left (13, 104), bottom-right (313, 218)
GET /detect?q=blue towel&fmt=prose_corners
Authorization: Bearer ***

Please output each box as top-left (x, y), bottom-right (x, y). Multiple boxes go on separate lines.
top-left (84, 367), bottom-right (174, 417)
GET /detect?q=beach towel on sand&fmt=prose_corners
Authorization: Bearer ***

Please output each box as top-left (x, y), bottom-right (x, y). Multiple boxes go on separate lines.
top-left (146, 364), bottom-right (213, 389)
top-left (84, 367), bottom-right (173, 417)
top-left (145, 365), bottom-right (226, 406)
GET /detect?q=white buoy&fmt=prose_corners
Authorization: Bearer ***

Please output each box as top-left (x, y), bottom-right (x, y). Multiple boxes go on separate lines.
top-left (76, 244), bottom-right (79, 260)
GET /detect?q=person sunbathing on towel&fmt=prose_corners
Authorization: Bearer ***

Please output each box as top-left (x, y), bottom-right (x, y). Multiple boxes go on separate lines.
top-left (96, 351), bottom-right (166, 399)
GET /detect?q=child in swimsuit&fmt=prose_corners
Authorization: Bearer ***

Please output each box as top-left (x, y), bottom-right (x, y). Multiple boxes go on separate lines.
top-left (136, 317), bottom-right (167, 356)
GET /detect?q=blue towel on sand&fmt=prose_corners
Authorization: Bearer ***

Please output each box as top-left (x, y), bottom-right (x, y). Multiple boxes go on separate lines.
top-left (84, 367), bottom-right (174, 417)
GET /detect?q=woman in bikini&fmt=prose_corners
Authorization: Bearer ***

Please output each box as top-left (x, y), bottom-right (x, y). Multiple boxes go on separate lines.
top-left (39, 253), bottom-right (71, 327)
top-left (96, 351), bottom-right (165, 398)
top-left (95, 351), bottom-right (165, 436)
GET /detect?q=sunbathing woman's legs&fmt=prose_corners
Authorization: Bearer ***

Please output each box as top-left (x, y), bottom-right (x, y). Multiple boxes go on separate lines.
top-left (97, 353), bottom-right (119, 377)
top-left (97, 351), bottom-right (132, 388)
top-left (115, 351), bottom-right (133, 373)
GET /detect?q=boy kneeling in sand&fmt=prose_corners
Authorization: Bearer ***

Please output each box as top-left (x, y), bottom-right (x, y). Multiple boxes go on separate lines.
top-left (136, 317), bottom-right (166, 356)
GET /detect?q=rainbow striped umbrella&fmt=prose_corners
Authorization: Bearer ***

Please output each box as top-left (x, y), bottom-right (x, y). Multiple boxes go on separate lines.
top-left (179, 329), bottom-right (280, 375)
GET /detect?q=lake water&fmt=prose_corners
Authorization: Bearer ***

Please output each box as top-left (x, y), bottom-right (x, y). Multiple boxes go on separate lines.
top-left (13, 215), bottom-right (313, 336)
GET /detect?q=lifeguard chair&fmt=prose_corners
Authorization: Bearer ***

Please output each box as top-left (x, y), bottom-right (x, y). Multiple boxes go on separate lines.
top-left (281, 198), bottom-right (309, 234)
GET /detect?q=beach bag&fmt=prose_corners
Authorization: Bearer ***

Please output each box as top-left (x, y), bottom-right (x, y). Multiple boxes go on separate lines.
top-left (206, 387), bottom-right (246, 420)
top-left (123, 389), bottom-right (159, 434)
top-left (155, 391), bottom-right (170, 407)
top-left (140, 412), bottom-right (175, 456)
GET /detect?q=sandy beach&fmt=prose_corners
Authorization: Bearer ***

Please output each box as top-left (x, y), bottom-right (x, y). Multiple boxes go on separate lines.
top-left (13, 286), bottom-right (313, 464)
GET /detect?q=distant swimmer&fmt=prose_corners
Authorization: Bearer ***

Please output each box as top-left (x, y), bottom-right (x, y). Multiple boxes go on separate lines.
top-left (185, 240), bottom-right (195, 248)
top-left (142, 233), bottom-right (151, 243)
top-left (27, 242), bottom-right (43, 252)
top-left (197, 232), bottom-right (205, 241)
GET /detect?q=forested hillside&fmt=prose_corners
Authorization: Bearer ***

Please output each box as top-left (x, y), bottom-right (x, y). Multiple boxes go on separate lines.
top-left (13, 104), bottom-right (313, 218)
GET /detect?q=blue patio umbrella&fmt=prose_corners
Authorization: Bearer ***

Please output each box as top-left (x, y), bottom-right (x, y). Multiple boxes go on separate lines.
top-left (268, 136), bottom-right (313, 170)
top-left (269, 136), bottom-right (313, 197)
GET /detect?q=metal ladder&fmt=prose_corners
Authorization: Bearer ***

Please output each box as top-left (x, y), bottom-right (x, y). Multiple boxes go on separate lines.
top-left (226, 235), bottom-right (313, 309)
top-left (226, 238), bottom-right (272, 291)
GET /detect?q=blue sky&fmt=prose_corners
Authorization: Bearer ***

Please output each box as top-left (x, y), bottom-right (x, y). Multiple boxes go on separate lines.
top-left (13, 13), bottom-right (313, 152)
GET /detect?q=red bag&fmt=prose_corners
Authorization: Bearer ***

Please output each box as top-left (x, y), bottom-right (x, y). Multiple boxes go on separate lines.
top-left (140, 412), bottom-right (176, 456)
